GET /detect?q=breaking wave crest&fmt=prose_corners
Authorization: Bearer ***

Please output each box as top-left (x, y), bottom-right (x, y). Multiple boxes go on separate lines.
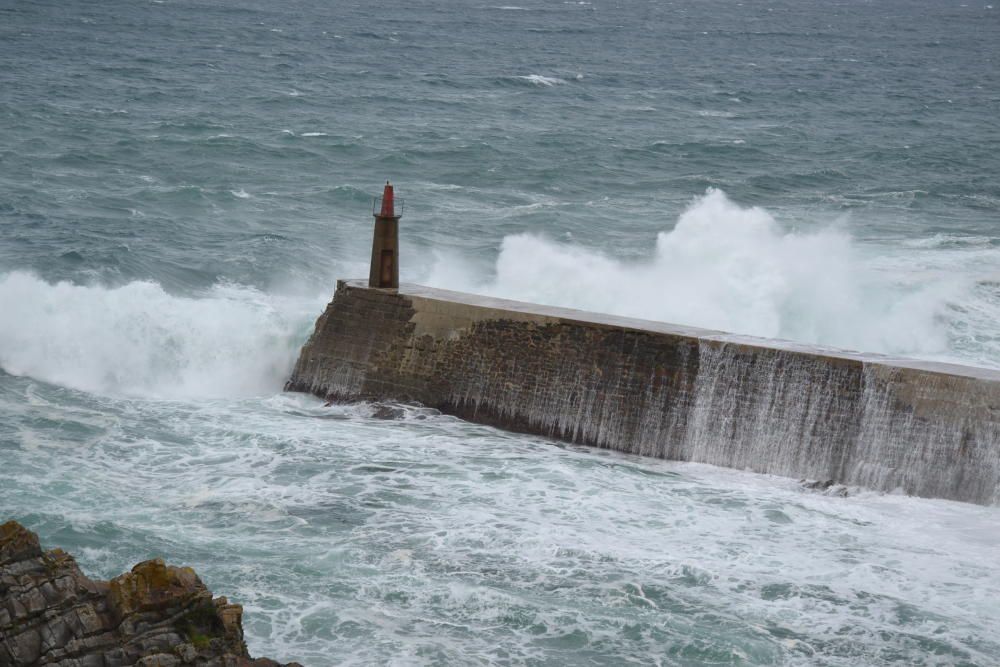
top-left (429, 189), bottom-right (997, 365)
top-left (0, 272), bottom-right (320, 398)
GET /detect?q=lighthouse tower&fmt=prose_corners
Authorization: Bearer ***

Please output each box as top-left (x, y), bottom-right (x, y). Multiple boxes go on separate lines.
top-left (369, 181), bottom-right (401, 289)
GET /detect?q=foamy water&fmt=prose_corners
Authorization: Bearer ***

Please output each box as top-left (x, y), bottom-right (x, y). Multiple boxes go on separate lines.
top-left (2, 0), bottom-right (1000, 664)
top-left (0, 272), bottom-right (323, 398)
top-left (3, 384), bottom-right (998, 665)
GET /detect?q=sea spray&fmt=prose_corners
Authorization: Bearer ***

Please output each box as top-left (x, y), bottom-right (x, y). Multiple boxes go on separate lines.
top-left (427, 189), bottom-right (979, 364)
top-left (0, 272), bottom-right (322, 398)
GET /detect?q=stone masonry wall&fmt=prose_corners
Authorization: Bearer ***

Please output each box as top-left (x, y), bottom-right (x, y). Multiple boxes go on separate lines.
top-left (285, 280), bottom-right (1000, 505)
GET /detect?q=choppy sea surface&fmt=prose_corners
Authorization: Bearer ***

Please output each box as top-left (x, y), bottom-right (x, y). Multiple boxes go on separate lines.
top-left (1, 0), bottom-right (999, 664)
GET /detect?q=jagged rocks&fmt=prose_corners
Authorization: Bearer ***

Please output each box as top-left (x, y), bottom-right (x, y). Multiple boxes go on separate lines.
top-left (0, 521), bottom-right (300, 667)
top-left (369, 404), bottom-right (406, 420)
top-left (800, 479), bottom-right (835, 491)
top-left (799, 479), bottom-right (849, 497)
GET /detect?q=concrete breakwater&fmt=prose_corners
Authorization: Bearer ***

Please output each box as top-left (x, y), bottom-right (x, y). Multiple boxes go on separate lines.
top-left (286, 280), bottom-right (1000, 505)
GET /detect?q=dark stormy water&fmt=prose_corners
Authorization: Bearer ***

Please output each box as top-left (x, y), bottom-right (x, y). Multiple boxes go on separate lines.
top-left (1, 0), bottom-right (999, 664)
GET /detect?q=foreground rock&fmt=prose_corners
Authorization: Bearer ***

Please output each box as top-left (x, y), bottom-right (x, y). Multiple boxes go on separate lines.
top-left (0, 521), bottom-right (300, 667)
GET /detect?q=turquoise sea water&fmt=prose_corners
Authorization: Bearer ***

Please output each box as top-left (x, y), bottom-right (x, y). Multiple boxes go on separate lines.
top-left (2, 0), bottom-right (999, 664)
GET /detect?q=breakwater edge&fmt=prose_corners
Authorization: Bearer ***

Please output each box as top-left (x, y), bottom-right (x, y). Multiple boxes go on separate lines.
top-left (287, 280), bottom-right (1000, 505)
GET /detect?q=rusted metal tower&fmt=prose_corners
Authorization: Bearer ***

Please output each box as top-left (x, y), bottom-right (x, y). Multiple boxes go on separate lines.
top-left (369, 181), bottom-right (401, 289)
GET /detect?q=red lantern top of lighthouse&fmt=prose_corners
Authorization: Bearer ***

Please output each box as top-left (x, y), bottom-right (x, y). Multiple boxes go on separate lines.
top-left (373, 181), bottom-right (403, 219)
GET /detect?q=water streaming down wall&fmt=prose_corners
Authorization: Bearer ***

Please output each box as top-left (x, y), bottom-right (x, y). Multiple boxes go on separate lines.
top-left (285, 280), bottom-right (1000, 505)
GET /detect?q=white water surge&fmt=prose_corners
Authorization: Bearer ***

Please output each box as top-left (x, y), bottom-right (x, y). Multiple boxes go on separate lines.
top-left (2, 389), bottom-right (998, 665)
top-left (427, 190), bottom-right (1000, 369)
top-left (0, 272), bottom-right (321, 398)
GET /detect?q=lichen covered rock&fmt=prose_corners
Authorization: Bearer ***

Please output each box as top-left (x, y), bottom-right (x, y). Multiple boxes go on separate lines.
top-left (0, 520), bottom-right (300, 667)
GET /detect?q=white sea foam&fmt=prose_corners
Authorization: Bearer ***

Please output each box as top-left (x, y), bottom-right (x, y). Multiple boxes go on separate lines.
top-left (518, 74), bottom-right (567, 86)
top-left (0, 272), bottom-right (322, 398)
top-left (901, 233), bottom-right (994, 248)
top-left (426, 189), bottom-right (997, 365)
top-left (5, 389), bottom-right (997, 664)
top-left (300, 132), bottom-right (328, 137)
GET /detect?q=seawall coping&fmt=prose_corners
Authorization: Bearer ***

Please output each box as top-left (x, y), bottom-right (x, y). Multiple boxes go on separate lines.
top-left (342, 279), bottom-right (1000, 383)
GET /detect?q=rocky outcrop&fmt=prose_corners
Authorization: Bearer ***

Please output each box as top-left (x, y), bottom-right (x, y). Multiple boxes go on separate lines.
top-left (0, 521), bottom-right (300, 667)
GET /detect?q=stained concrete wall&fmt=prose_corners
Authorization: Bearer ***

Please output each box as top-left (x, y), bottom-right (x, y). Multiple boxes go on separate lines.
top-left (285, 280), bottom-right (1000, 505)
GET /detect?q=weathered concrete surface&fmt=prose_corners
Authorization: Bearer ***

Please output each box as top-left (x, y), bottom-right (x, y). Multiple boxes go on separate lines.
top-left (0, 520), bottom-right (300, 667)
top-left (286, 280), bottom-right (1000, 505)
